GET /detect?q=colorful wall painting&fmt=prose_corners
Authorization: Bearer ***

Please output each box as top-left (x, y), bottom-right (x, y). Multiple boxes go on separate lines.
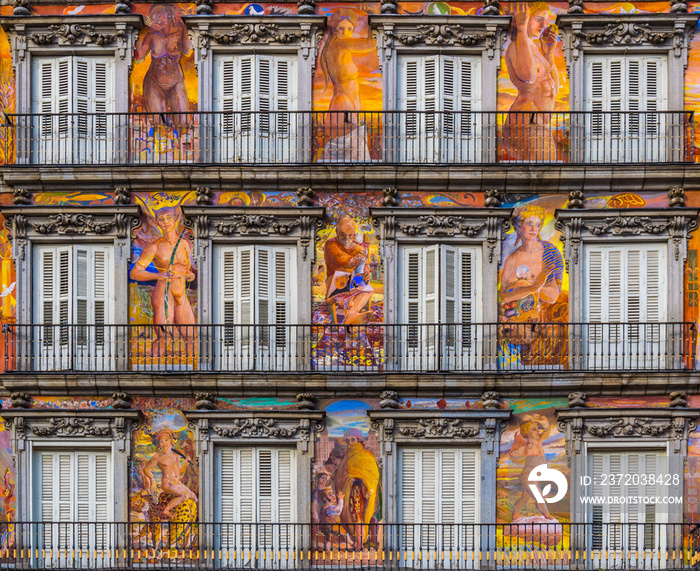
top-left (129, 191), bottom-right (197, 367)
top-left (497, 399), bottom-right (568, 547)
top-left (498, 195), bottom-right (569, 368)
top-left (313, 4), bottom-right (382, 161)
top-left (312, 399), bottom-right (382, 551)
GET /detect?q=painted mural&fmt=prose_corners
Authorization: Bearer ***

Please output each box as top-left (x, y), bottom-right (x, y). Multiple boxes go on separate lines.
top-left (498, 195), bottom-right (569, 368)
top-left (498, 399), bottom-right (568, 548)
top-left (312, 399), bottom-right (382, 552)
top-left (129, 191), bottom-right (197, 367)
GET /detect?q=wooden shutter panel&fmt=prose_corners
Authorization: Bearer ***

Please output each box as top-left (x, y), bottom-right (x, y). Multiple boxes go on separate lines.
top-left (258, 57), bottom-right (272, 134)
top-left (424, 57), bottom-right (437, 134)
top-left (38, 60), bottom-right (56, 137)
top-left (645, 248), bottom-right (662, 322)
top-left (420, 450), bottom-right (437, 525)
top-left (458, 247), bottom-right (477, 328)
top-left (461, 450), bottom-right (478, 525)
top-left (401, 449), bottom-right (417, 524)
top-left (424, 245), bottom-right (439, 324)
top-left (403, 247), bottom-right (422, 329)
top-left (400, 57), bottom-right (420, 137)
top-left (274, 58), bottom-right (292, 135)
top-left (216, 58), bottom-right (237, 134)
top-left (588, 59), bottom-right (605, 136)
top-left (441, 57), bottom-right (456, 135)
top-left (587, 249), bottom-right (603, 324)
top-left (442, 245), bottom-right (457, 326)
top-left (238, 246), bottom-right (254, 326)
top-left (57, 58), bottom-right (71, 134)
top-left (75, 58), bottom-right (90, 136)
top-left (92, 59), bottom-right (113, 137)
top-left (239, 56), bottom-right (254, 132)
top-left (258, 449), bottom-right (273, 523)
top-left (440, 450), bottom-right (456, 523)
top-left (277, 449), bottom-right (294, 524)
top-left (218, 448), bottom-right (236, 522)
top-left (459, 58), bottom-right (477, 137)
top-left (256, 247), bottom-right (271, 334)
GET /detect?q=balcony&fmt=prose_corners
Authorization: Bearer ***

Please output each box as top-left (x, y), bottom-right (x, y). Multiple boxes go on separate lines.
top-left (3, 322), bottom-right (696, 373)
top-left (0, 522), bottom-right (697, 569)
top-left (0, 111), bottom-right (693, 166)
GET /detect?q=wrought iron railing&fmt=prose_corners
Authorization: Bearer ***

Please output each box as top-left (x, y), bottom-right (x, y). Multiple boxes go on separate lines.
top-left (3, 322), bottom-right (696, 373)
top-left (0, 522), bottom-right (697, 569)
top-left (0, 110), bottom-right (693, 165)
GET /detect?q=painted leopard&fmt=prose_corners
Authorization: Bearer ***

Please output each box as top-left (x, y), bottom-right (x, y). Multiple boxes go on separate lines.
top-left (131, 491), bottom-right (197, 550)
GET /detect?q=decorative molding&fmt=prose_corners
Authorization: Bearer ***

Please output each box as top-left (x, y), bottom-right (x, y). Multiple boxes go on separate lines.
top-left (399, 418), bottom-right (479, 438)
top-left (1, 206), bottom-right (141, 241)
top-left (568, 392), bottom-right (587, 408)
top-left (296, 187), bottom-right (314, 207)
top-left (114, 187), bottom-right (131, 206)
top-left (296, 394), bottom-right (316, 411)
top-left (387, 24), bottom-right (496, 48)
top-left (669, 391), bottom-right (688, 408)
top-left (381, 187), bottom-right (399, 207)
top-left (12, 188), bottom-right (30, 206)
top-left (195, 0), bottom-right (213, 15)
top-left (556, 14), bottom-right (699, 63)
top-left (399, 216), bottom-right (486, 237)
top-left (110, 393), bottom-right (131, 410)
top-left (669, 187), bottom-right (685, 208)
top-left (30, 24), bottom-right (125, 47)
top-left (567, 189), bottom-right (584, 209)
top-left (184, 16), bottom-right (326, 61)
top-left (584, 216), bottom-right (673, 236)
top-left (557, 408), bottom-right (698, 455)
top-left (481, 391), bottom-right (501, 409)
top-left (482, 0), bottom-right (500, 16)
top-left (379, 391), bottom-right (400, 409)
top-left (9, 392), bottom-right (31, 409)
top-left (484, 189), bottom-right (500, 208)
top-left (195, 393), bottom-right (217, 410)
top-left (13, 0), bottom-right (30, 16)
top-left (186, 410), bottom-right (325, 456)
top-left (297, 0), bottom-right (315, 15)
top-left (31, 417), bottom-right (113, 437)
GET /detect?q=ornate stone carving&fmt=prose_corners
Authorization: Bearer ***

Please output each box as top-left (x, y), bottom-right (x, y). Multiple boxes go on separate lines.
top-left (584, 216), bottom-right (672, 236)
top-left (195, 187), bottom-right (213, 206)
top-left (30, 24), bottom-right (126, 47)
top-left (114, 187), bottom-right (131, 205)
top-left (114, 0), bottom-right (130, 15)
top-left (399, 216), bottom-right (485, 237)
top-left (567, 189), bottom-right (584, 209)
top-left (297, 0), bottom-right (315, 15)
top-left (379, 391), bottom-right (400, 409)
top-left (110, 393), bottom-right (131, 410)
top-left (381, 0), bottom-right (398, 14)
top-left (670, 0), bottom-right (688, 13)
top-left (669, 391), bottom-right (688, 408)
top-left (381, 187), bottom-right (399, 207)
top-left (13, 0), bottom-right (31, 16)
top-left (587, 417), bottom-right (671, 437)
top-left (195, 0), bottom-right (213, 15)
top-left (567, 0), bottom-right (584, 14)
top-left (10, 393), bottom-right (31, 409)
top-left (484, 189), bottom-right (500, 208)
top-left (202, 24), bottom-right (302, 46)
top-left (212, 418), bottom-right (300, 438)
top-left (568, 392), bottom-right (587, 408)
top-left (575, 23), bottom-right (672, 47)
top-left (32, 214), bottom-right (116, 235)
top-left (398, 418), bottom-right (479, 438)
top-left (31, 418), bottom-right (113, 437)
top-left (216, 215), bottom-right (300, 236)
top-left (669, 187), bottom-right (685, 208)
top-left (481, 391), bottom-right (501, 409)
top-left (387, 25), bottom-right (495, 48)
top-left (12, 189), bottom-right (30, 206)
top-left (195, 393), bottom-right (217, 410)
top-left (296, 394), bottom-right (316, 411)
top-left (296, 187), bottom-right (315, 207)
top-left (482, 0), bottom-right (500, 16)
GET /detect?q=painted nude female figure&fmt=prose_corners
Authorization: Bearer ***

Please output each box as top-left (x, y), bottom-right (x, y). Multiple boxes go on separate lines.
top-left (502, 2), bottom-right (559, 161)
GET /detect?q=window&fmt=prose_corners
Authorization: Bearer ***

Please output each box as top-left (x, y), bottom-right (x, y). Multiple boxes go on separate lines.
top-left (33, 244), bottom-right (114, 371)
top-left (399, 448), bottom-right (479, 567)
top-left (34, 449), bottom-right (112, 567)
top-left (215, 244), bottom-right (297, 370)
top-left (216, 447), bottom-right (296, 566)
top-left (32, 56), bottom-right (115, 164)
top-left (587, 450), bottom-right (666, 565)
top-left (399, 245), bottom-right (481, 369)
top-left (214, 54), bottom-right (297, 162)
top-left (584, 243), bottom-right (666, 368)
top-left (398, 55), bottom-right (481, 162)
top-left (584, 55), bottom-right (668, 162)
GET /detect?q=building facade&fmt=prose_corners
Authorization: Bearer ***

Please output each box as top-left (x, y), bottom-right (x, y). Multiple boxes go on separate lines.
top-left (0, 0), bottom-right (699, 567)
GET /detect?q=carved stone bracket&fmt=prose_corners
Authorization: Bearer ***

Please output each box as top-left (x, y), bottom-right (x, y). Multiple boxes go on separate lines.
top-left (186, 410), bottom-right (325, 456)
top-left (1, 206), bottom-right (141, 240)
top-left (369, 409), bottom-right (511, 455)
top-left (557, 408), bottom-right (698, 456)
top-left (182, 206), bottom-right (325, 262)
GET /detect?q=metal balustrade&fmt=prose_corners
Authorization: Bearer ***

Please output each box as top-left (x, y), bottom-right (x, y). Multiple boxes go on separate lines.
top-left (3, 322), bottom-right (696, 373)
top-left (0, 522), bottom-right (697, 569)
top-left (0, 111), bottom-right (693, 166)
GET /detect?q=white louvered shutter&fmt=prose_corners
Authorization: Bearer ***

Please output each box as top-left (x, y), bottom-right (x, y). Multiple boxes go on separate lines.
top-left (238, 246), bottom-right (254, 326)
top-left (459, 248), bottom-right (476, 335)
top-left (256, 246), bottom-right (271, 333)
top-left (33, 58), bottom-right (71, 136)
top-left (442, 57), bottom-right (456, 136)
top-left (216, 58), bottom-right (237, 134)
top-left (459, 58), bottom-right (478, 137)
top-left (424, 245), bottom-right (439, 324)
top-left (585, 244), bottom-right (666, 323)
top-left (400, 57), bottom-right (420, 137)
top-left (403, 247), bottom-right (422, 331)
top-left (217, 447), bottom-right (296, 523)
top-left (275, 58), bottom-right (292, 136)
top-left (443, 246), bottom-right (457, 329)
top-left (400, 448), bottom-right (480, 528)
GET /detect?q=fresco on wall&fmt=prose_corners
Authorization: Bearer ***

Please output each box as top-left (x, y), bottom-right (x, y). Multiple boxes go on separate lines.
top-left (313, 399), bottom-right (382, 552)
top-left (313, 5), bottom-right (381, 161)
top-left (498, 195), bottom-right (569, 368)
top-left (129, 192), bottom-right (197, 368)
top-left (0, 25), bottom-right (14, 167)
top-left (498, 399), bottom-right (568, 547)
top-left (312, 193), bottom-right (383, 370)
top-left (498, 3), bottom-right (568, 161)
top-left (130, 3), bottom-right (198, 163)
